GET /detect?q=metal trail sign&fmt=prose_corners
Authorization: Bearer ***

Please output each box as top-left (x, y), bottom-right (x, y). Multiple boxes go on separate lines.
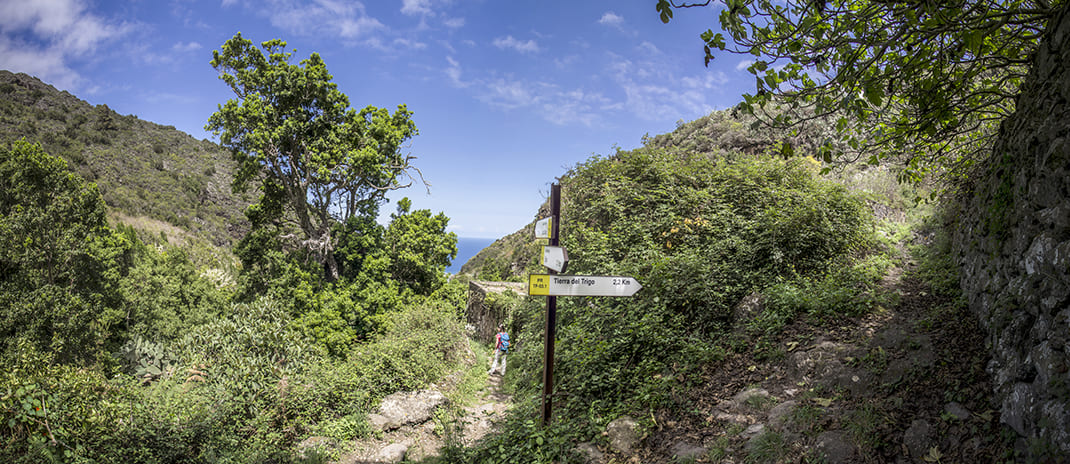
top-left (534, 217), bottom-right (552, 239)
top-left (529, 274), bottom-right (641, 297)
top-left (540, 246), bottom-right (568, 273)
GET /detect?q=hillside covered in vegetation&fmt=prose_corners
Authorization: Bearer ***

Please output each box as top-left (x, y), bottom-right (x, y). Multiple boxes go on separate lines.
top-left (5, 3), bottom-right (1070, 457)
top-left (0, 71), bottom-right (249, 264)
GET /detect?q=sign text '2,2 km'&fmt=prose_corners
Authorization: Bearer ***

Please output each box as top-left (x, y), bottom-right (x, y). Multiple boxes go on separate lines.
top-left (528, 274), bottom-right (642, 297)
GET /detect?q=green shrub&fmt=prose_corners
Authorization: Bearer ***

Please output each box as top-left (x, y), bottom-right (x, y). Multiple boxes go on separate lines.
top-left (0, 141), bottom-right (134, 367)
top-left (467, 148), bottom-right (876, 461)
top-left (459, 401), bottom-right (585, 464)
top-left (1, 299), bottom-right (469, 462)
top-left (0, 362), bottom-right (140, 462)
top-left (753, 253), bottom-right (894, 336)
top-left (121, 241), bottom-right (229, 343)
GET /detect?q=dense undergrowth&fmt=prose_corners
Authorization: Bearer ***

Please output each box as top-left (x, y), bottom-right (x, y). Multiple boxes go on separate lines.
top-left (3, 299), bottom-right (467, 463)
top-left (0, 140), bottom-right (467, 462)
top-left (1, 103), bottom-right (931, 463)
top-left (0, 70), bottom-right (248, 269)
top-left (447, 147), bottom-right (898, 463)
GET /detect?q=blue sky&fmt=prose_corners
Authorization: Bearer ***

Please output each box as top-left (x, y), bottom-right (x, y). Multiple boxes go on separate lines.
top-left (0, 0), bottom-right (756, 239)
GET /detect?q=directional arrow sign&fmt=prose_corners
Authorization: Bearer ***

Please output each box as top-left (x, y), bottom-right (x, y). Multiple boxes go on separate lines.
top-left (541, 246), bottom-right (568, 273)
top-left (528, 274), bottom-right (642, 297)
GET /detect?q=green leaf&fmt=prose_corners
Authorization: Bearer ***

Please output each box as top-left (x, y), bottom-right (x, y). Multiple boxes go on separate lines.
top-left (780, 141), bottom-right (794, 158)
top-left (656, 0), bottom-right (674, 23)
top-left (864, 83), bottom-right (883, 107)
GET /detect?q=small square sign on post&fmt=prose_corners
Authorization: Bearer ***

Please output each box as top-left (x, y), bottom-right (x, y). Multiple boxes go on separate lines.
top-left (534, 217), bottom-right (552, 240)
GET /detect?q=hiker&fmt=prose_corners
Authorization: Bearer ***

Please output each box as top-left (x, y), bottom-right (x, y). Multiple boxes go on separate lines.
top-left (488, 324), bottom-right (509, 376)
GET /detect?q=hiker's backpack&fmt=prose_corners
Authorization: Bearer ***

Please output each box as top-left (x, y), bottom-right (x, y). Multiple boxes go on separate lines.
top-left (499, 332), bottom-right (510, 352)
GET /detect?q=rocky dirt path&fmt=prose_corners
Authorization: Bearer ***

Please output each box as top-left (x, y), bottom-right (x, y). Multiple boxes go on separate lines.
top-left (329, 343), bottom-right (512, 464)
top-left (455, 372), bottom-right (512, 448)
top-left (591, 256), bottom-right (1014, 463)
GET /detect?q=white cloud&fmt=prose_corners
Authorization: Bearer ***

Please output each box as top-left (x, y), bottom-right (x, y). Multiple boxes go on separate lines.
top-left (143, 90), bottom-right (196, 105)
top-left (539, 89), bottom-right (612, 126)
top-left (265, 0), bottom-right (385, 40)
top-left (445, 56), bottom-right (465, 87)
top-left (172, 41), bottom-right (202, 52)
top-left (0, 0), bottom-right (129, 90)
top-left (598, 11), bottom-right (624, 27)
top-left (0, 36), bottom-right (75, 88)
top-left (461, 72), bottom-right (608, 127)
top-left (480, 76), bottom-right (539, 109)
top-left (401, 0), bottom-right (432, 16)
top-left (598, 11), bottom-right (635, 36)
top-left (605, 51), bottom-right (719, 122)
top-left (554, 54), bottom-right (579, 70)
top-left (637, 41), bottom-right (661, 56)
top-left (443, 17), bottom-right (465, 29)
top-left (393, 38), bottom-right (427, 50)
top-left (440, 39), bottom-right (456, 54)
top-left (735, 59), bottom-right (754, 71)
top-left (681, 72), bottom-right (729, 90)
top-left (255, 0), bottom-right (461, 50)
top-left (493, 35), bottom-right (540, 54)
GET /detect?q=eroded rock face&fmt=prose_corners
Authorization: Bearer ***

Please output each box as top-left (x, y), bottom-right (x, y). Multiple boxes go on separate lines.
top-left (669, 441), bottom-right (707, 462)
top-left (574, 443), bottom-right (604, 464)
top-left (814, 431), bottom-right (856, 464)
top-left (951, 6), bottom-right (1070, 455)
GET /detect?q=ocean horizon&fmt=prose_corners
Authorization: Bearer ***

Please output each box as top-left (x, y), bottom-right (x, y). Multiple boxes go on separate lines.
top-left (447, 237), bottom-right (498, 274)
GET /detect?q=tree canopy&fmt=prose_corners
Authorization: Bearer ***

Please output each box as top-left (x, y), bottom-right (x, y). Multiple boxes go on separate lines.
top-left (0, 140), bottom-right (130, 365)
top-left (206, 33), bottom-right (421, 280)
top-left (657, 0), bottom-right (1062, 186)
top-left (383, 198), bottom-right (458, 295)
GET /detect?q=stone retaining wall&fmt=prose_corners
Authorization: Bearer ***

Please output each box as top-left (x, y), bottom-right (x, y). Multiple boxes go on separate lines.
top-left (951, 6), bottom-right (1070, 453)
top-left (466, 280), bottom-right (526, 343)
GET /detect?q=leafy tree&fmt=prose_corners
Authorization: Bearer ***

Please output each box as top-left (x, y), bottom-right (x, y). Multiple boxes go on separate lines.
top-left (206, 33), bottom-right (422, 281)
top-left (383, 198), bottom-right (458, 295)
top-left (119, 239), bottom-right (227, 342)
top-left (0, 140), bottom-right (132, 366)
top-left (334, 205), bottom-right (388, 281)
top-left (657, 0), bottom-right (1061, 185)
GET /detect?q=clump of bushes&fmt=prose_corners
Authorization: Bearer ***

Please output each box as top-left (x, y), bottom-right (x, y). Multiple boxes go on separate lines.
top-left (1, 300), bottom-right (467, 462)
top-left (0, 142), bottom-right (469, 462)
top-left (459, 148), bottom-right (877, 462)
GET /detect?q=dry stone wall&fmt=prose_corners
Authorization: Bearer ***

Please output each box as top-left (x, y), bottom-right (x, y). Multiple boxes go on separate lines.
top-left (466, 280), bottom-right (526, 343)
top-left (951, 5), bottom-right (1070, 454)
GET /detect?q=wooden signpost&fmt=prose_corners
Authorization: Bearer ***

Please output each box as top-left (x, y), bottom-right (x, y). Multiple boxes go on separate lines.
top-left (539, 184), bottom-right (561, 426)
top-left (532, 183), bottom-right (641, 425)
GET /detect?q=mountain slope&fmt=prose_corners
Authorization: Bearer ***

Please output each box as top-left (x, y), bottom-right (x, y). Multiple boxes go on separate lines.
top-left (0, 71), bottom-right (249, 257)
top-left (459, 107), bottom-right (844, 279)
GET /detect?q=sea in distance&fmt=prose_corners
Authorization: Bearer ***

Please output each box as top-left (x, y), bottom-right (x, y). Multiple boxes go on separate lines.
top-left (447, 237), bottom-right (497, 274)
